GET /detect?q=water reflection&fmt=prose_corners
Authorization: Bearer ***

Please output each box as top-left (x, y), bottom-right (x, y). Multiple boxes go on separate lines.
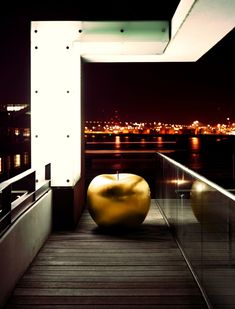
top-left (0, 152), bottom-right (30, 181)
top-left (85, 134), bottom-right (177, 151)
top-left (190, 137), bottom-right (201, 151)
top-left (23, 152), bottom-right (29, 165)
top-left (6, 156), bottom-right (11, 171)
top-left (115, 136), bottom-right (121, 149)
top-left (156, 136), bottom-right (163, 148)
top-left (140, 138), bottom-right (146, 148)
top-left (14, 154), bottom-right (21, 168)
top-left (189, 137), bottom-right (203, 171)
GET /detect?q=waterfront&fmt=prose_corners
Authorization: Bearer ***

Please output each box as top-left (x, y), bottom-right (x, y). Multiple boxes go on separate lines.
top-left (0, 143), bottom-right (30, 182)
top-left (85, 134), bottom-right (235, 192)
top-left (1, 133), bottom-right (234, 192)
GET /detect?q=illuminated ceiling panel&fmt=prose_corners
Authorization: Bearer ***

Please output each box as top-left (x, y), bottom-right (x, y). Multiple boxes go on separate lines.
top-left (76, 21), bottom-right (169, 55)
top-left (76, 21), bottom-right (169, 42)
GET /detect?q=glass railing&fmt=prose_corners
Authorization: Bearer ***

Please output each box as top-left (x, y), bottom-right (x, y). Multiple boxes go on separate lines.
top-left (156, 152), bottom-right (235, 309)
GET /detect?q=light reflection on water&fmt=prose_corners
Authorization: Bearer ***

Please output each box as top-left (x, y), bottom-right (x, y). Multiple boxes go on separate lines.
top-left (190, 137), bottom-right (201, 151)
top-left (156, 136), bottom-right (163, 148)
top-left (140, 138), bottom-right (146, 148)
top-left (14, 154), bottom-right (21, 168)
top-left (189, 137), bottom-right (202, 171)
top-left (0, 151), bottom-right (30, 180)
top-left (115, 135), bottom-right (121, 149)
top-left (23, 152), bottom-right (29, 165)
top-left (85, 135), bottom-right (176, 152)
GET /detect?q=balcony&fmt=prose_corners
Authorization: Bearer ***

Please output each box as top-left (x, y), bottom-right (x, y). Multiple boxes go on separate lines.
top-left (1, 152), bottom-right (235, 308)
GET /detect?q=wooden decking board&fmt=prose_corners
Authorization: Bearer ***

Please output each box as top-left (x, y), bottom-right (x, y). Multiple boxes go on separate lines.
top-left (28, 263), bottom-right (189, 269)
top-left (40, 247), bottom-right (186, 251)
top-left (13, 288), bottom-right (201, 296)
top-left (19, 275), bottom-right (196, 284)
top-left (5, 201), bottom-right (208, 308)
top-left (7, 295), bottom-right (207, 306)
top-left (5, 304), bottom-right (208, 309)
top-left (32, 260), bottom-right (188, 266)
top-left (16, 280), bottom-right (199, 289)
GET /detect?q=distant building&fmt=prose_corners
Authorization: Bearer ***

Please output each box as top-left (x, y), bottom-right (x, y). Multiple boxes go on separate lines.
top-left (0, 104), bottom-right (30, 140)
top-left (0, 103), bottom-right (28, 112)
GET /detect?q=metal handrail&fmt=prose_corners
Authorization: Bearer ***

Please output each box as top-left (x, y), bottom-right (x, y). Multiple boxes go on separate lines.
top-left (0, 163), bottom-right (51, 236)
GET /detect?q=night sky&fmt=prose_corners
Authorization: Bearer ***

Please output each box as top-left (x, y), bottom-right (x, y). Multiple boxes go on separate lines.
top-left (83, 30), bottom-right (235, 124)
top-left (0, 2), bottom-right (234, 125)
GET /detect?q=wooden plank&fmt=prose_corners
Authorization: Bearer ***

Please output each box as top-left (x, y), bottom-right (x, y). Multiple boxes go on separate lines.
top-left (13, 288), bottom-right (201, 296)
top-left (16, 280), bottom-right (199, 289)
top-left (32, 259), bottom-right (187, 266)
top-left (27, 262), bottom-right (190, 270)
top-left (7, 295), bottom-right (207, 306)
top-left (5, 305), bottom-right (209, 309)
top-left (19, 275), bottom-right (196, 284)
top-left (23, 269), bottom-right (192, 277)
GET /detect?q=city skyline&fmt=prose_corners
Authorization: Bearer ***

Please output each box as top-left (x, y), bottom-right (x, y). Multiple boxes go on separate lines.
top-left (84, 118), bottom-right (235, 135)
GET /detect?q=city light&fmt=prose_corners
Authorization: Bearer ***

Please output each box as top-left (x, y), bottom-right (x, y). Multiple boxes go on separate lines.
top-left (85, 119), bottom-right (235, 135)
top-left (1, 103), bottom-right (234, 140)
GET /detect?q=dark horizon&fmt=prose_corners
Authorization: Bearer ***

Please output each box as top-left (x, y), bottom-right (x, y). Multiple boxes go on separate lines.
top-left (83, 59), bottom-right (234, 125)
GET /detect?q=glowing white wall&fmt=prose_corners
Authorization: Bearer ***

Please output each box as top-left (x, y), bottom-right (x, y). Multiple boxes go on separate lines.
top-left (31, 22), bottom-right (82, 186)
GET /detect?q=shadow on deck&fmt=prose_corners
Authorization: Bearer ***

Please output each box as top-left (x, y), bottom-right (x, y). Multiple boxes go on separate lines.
top-left (5, 201), bottom-right (208, 308)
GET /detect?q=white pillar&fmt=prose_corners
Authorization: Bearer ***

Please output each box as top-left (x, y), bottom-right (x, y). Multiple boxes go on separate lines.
top-left (31, 22), bottom-right (82, 187)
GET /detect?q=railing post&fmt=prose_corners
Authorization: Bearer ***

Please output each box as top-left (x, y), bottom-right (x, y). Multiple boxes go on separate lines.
top-left (45, 163), bottom-right (51, 181)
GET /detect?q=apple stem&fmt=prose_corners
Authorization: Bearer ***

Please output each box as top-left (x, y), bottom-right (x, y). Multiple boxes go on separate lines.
top-left (117, 171), bottom-right (119, 180)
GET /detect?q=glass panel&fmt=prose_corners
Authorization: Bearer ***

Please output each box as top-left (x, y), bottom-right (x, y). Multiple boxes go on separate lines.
top-left (156, 152), bottom-right (235, 308)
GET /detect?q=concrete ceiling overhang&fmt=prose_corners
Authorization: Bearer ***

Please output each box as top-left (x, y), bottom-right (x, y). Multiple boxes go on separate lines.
top-left (76, 0), bottom-right (235, 62)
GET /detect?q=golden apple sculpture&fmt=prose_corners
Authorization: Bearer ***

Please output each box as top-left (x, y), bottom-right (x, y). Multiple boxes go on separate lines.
top-left (87, 173), bottom-right (151, 228)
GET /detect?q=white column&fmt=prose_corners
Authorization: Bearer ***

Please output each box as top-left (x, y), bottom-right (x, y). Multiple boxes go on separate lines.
top-left (31, 22), bottom-right (82, 186)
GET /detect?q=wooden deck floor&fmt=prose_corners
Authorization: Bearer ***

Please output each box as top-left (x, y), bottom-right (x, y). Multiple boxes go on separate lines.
top-left (5, 201), bottom-right (208, 308)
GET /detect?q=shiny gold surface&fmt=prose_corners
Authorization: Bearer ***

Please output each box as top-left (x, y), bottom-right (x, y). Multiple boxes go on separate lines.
top-left (87, 173), bottom-right (151, 228)
top-left (191, 180), bottom-right (220, 228)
